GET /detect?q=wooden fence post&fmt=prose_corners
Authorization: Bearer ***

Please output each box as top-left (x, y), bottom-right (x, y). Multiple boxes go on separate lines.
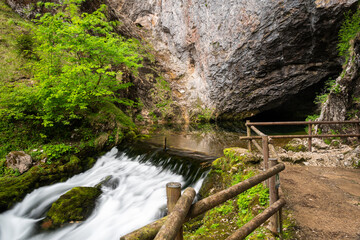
top-left (262, 136), bottom-right (269, 187)
top-left (155, 188), bottom-right (195, 240)
top-left (269, 158), bottom-right (280, 234)
top-left (246, 120), bottom-right (252, 151)
top-left (308, 123), bottom-right (312, 152)
top-left (166, 182), bottom-right (183, 240)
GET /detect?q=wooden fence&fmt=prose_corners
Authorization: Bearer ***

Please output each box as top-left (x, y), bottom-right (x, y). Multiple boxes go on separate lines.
top-left (241, 120), bottom-right (360, 152)
top-left (120, 163), bottom-right (286, 240)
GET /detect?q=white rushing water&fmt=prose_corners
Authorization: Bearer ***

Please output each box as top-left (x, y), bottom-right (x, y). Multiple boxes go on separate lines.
top-left (0, 147), bottom-right (205, 240)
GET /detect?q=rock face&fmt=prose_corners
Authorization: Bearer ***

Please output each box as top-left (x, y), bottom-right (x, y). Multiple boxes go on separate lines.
top-left (318, 32), bottom-right (360, 126)
top-left (6, 0), bottom-right (358, 119)
top-left (6, 151), bottom-right (32, 174)
top-left (107, 0), bottom-right (357, 119)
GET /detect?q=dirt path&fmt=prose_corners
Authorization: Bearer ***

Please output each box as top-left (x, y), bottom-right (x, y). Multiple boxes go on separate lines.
top-left (280, 164), bottom-right (360, 239)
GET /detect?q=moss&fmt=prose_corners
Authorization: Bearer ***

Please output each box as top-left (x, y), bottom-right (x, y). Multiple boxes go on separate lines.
top-left (186, 148), bottom-right (272, 239)
top-left (0, 155), bottom-right (85, 213)
top-left (186, 147), bottom-right (294, 239)
top-left (42, 186), bottom-right (101, 229)
top-left (280, 209), bottom-right (298, 239)
top-left (283, 144), bottom-right (307, 152)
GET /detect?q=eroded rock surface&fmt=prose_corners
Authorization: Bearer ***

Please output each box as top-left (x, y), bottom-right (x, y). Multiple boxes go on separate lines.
top-left (318, 32), bottom-right (360, 129)
top-left (6, 151), bottom-right (32, 174)
top-left (108, 0), bottom-right (357, 119)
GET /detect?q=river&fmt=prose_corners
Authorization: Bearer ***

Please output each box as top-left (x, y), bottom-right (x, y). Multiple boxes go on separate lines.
top-left (0, 122), bottom-right (305, 240)
top-left (0, 146), bottom-right (208, 240)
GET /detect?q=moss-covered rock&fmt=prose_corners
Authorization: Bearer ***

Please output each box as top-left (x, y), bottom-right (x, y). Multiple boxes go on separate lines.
top-left (0, 155), bottom-right (86, 213)
top-left (41, 186), bottom-right (101, 229)
top-left (283, 139), bottom-right (307, 152)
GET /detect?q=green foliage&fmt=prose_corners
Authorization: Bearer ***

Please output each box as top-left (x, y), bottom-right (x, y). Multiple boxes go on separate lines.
top-left (214, 200), bottom-right (234, 216)
top-left (338, 7), bottom-right (360, 59)
top-left (185, 149), bottom-right (273, 240)
top-left (150, 77), bottom-right (174, 120)
top-left (314, 78), bottom-right (340, 105)
top-left (305, 114), bottom-right (319, 122)
top-left (15, 33), bottom-right (36, 59)
top-left (0, 0), bottom-right (142, 127)
top-left (43, 143), bottom-right (77, 163)
top-left (0, 159), bottom-right (20, 177)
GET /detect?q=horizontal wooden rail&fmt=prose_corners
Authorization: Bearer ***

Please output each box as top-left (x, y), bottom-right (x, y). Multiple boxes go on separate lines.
top-left (120, 163), bottom-right (285, 240)
top-left (226, 198), bottom-right (286, 240)
top-left (240, 133), bottom-right (360, 140)
top-left (246, 120), bottom-right (360, 126)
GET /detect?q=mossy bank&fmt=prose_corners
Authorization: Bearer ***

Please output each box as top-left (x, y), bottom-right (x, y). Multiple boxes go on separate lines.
top-left (184, 148), bottom-right (296, 240)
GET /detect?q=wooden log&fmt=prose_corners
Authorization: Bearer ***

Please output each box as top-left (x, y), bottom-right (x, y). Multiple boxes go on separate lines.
top-left (262, 136), bottom-right (269, 187)
top-left (186, 163), bottom-right (285, 219)
top-left (225, 199), bottom-right (286, 240)
top-left (268, 158), bottom-right (279, 233)
top-left (121, 163), bottom-right (285, 240)
top-left (268, 144), bottom-right (278, 158)
top-left (251, 139), bottom-right (263, 152)
top-left (166, 182), bottom-right (182, 240)
top-left (246, 120), bottom-right (252, 151)
top-left (250, 126), bottom-right (265, 136)
top-left (308, 124), bottom-right (312, 152)
top-left (154, 188), bottom-right (196, 240)
top-left (166, 182), bottom-right (181, 214)
top-left (120, 217), bottom-right (167, 240)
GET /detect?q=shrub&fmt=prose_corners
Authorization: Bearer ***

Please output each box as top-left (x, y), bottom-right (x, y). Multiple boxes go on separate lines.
top-left (0, 0), bottom-right (142, 127)
top-left (338, 7), bottom-right (360, 60)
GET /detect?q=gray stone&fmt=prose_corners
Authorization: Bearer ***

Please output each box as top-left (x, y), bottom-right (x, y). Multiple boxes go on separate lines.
top-left (318, 32), bottom-right (360, 131)
top-left (106, 0), bottom-right (357, 118)
top-left (6, 151), bottom-right (33, 174)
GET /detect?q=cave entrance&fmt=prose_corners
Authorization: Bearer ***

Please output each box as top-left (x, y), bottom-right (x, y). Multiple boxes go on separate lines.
top-left (249, 78), bottom-right (331, 122)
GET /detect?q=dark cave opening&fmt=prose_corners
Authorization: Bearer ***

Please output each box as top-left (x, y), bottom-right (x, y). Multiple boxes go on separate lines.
top-left (249, 76), bottom-right (337, 122)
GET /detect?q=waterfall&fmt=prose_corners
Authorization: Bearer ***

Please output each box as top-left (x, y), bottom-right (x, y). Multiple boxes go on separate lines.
top-left (0, 147), bottom-right (207, 240)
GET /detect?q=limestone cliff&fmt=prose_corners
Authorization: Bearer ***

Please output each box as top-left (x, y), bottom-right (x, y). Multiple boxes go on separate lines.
top-left (6, 0), bottom-right (358, 120)
top-left (318, 32), bottom-right (360, 127)
top-left (106, 0), bottom-right (357, 120)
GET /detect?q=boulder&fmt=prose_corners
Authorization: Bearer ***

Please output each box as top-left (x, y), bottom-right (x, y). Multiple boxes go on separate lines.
top-left (41, 186), bottom-right (102, 229)
top-left (6, 151), bottom-right (32, 174)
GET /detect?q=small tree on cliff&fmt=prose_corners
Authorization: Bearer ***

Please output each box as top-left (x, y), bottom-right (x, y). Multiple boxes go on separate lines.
top-left (0, 0), bottom-right (142, 127)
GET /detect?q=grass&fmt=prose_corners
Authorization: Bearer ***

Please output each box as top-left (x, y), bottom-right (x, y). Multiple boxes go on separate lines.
top-left (0, 0), bottom-right (32, 83)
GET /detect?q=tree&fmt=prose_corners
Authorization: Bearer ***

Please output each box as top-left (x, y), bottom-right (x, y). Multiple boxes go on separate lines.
top-left (0, 0), bottom-right (142, 127)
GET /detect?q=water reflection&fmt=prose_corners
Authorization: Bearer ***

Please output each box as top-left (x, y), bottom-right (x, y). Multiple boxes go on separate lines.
top-left (143, 123), bottom-right (248, 157)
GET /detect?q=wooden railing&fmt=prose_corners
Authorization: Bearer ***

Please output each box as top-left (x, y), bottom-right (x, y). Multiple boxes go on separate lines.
top-left (242, 120), bottom-right (360, 152)
top-left (120, 163), bottom-right (286, 240)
